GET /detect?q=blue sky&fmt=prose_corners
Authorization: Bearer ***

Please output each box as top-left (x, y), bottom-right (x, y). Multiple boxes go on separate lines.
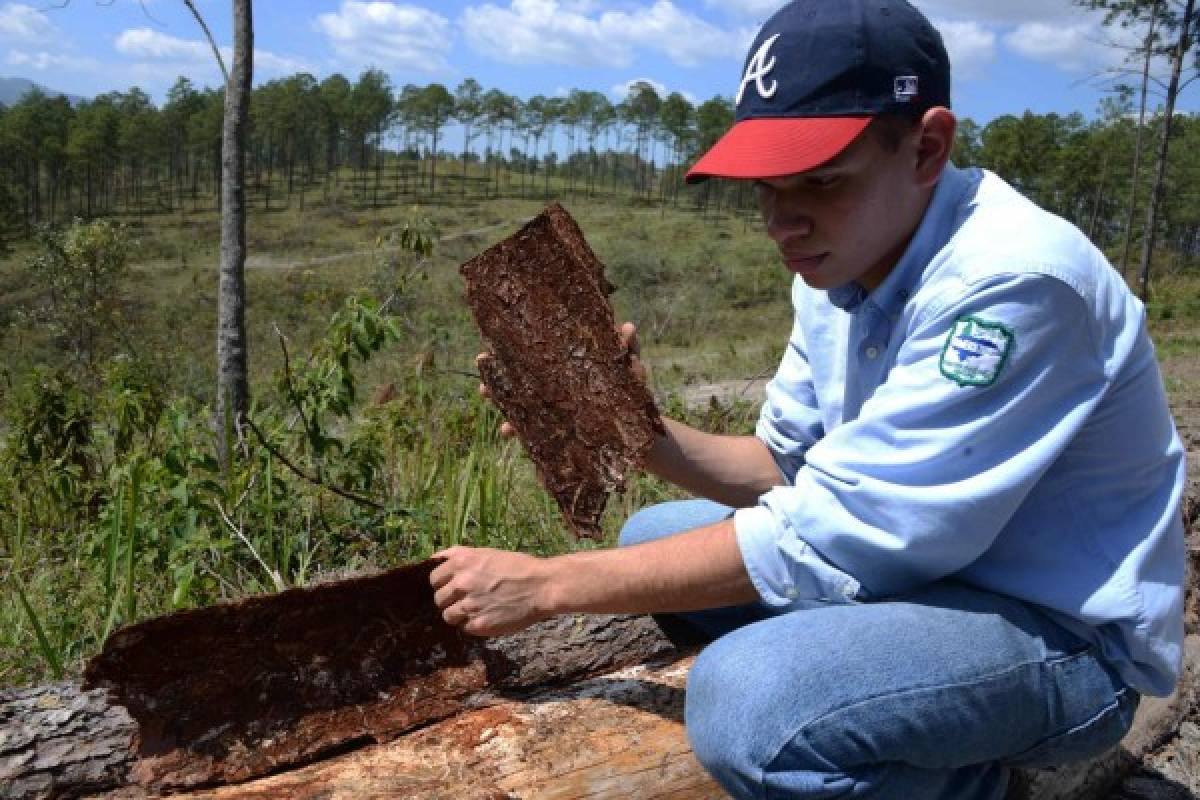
top-left (0, 0), bottom-right (1194, 123)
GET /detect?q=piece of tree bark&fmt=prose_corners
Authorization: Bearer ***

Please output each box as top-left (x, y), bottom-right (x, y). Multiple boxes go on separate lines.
top-left (1, 614), bottom-right (673, 799)
top-left (81, 561), bottom-right (496, 792)
top-left (460, 203), bottom-right (665, 539)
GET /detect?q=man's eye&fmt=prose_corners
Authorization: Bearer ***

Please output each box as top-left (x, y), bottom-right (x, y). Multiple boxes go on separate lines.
top-left (807, 174), bottom-right (840, 188)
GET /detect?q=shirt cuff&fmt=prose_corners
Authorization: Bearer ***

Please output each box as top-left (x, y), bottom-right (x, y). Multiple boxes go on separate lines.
top-left (734, 504), bottom-right (862, 610)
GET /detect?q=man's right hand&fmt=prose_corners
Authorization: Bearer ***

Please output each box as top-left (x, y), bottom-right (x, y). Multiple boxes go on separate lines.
top-left (619, 322), bottom-right (649, 386)
top-left (476, 322), bottom-right (649, 440)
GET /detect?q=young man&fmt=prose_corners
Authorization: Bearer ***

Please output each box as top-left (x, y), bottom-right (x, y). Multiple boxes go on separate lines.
top-left (431, 1), bottom-right (1187, 797)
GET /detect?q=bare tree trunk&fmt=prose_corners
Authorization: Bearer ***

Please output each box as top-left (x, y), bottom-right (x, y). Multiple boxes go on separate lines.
top-left (215, 0), bottom-right (253, 469)
top-left (1120, 1), bottom-right (1160, 278)
top-left (430, 126), bottom-right (440, 197)
top-left (1137, 0), bottom-right (1194, 301)
top-left (1087, 147), bottom-right (1110, 242)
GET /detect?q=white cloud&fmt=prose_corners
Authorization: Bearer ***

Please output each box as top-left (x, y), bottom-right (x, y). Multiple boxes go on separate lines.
top-left (462, 0), bottom-right (747, 68)
top-left (933, 19), bottom-right (997, 81)
top-left (1004, 20), bottom-right (1133, 73)
top-left (716, 0), bottom-right (1087, 26)
top-left (254, 51), bottom-right (313, 75)
top-left (6, 49), bottom-right (98, 72)
top-left (913, 0), bottom-right (1084, 26)
top-left (314, 1), bottom-right (452, 73)
top-left (116, 28), bottom-right (211, 61)
top-left (115, 28), bottom-right (310, 77)
top-left (703, 0), bottom-right (786, 19)
top-left (0, 3), bottom-right (56, 45)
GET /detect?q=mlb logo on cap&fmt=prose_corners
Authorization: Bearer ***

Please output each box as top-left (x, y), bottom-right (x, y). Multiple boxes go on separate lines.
top-left (895, 76), bottom-right (920, 103)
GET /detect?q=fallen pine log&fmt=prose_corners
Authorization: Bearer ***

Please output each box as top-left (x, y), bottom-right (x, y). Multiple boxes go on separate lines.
top-left (3, 614), bottom-right (674, 799)
top-left (4, 617), bottom-right (1198, 800)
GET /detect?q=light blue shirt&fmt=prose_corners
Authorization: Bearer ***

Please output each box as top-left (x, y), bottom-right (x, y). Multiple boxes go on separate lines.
top-left (735, 164), bottom-right (1187, 697)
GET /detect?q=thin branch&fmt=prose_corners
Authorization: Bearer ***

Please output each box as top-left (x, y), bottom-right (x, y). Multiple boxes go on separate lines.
top-left (136, 0), bottom-right (165, 27)
top-left (434, 368), bottom-right (484, 380)
top-left (273, 324), bottom-right (326, 483)
top-left (215, 498), bottom-right (287, 592)
top-left (197, 559), bottom-right (241, 599)
top-left (244, 413), bottom-right (392, 513)
top-left (181, 0), bottom-right (229, 85)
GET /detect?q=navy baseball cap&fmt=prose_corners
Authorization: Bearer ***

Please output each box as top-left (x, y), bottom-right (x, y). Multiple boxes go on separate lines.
top-left (686, 0), bottom-right (950, 184)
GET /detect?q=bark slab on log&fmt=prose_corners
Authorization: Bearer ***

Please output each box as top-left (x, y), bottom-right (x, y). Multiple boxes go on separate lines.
top-left (84, 634), bottom-right (1200, 800)
top-left (2, 614), bottom-right (672, 799)
top-left (5, 620), bottom-right (1198, 799)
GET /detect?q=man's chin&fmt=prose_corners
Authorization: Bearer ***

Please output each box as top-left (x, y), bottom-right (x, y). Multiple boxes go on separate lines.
top-left (799, 273), bottom-right (841, 290)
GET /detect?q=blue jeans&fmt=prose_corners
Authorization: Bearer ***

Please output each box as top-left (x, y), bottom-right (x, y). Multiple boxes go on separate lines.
top-left (620, 499), bottom-right (1139, 800)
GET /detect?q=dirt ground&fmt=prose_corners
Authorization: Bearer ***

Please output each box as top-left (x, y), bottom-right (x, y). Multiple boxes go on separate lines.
top-left (682, 361), bottom-right (1200, 799)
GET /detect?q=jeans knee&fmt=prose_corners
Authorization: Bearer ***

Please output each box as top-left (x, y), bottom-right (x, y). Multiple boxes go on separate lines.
top-left (685, 641), bottom-right (768, 797)
top-left (617, 505), bottom-right (667, 548)
top-left (618, 498), bottom-right (734, 549)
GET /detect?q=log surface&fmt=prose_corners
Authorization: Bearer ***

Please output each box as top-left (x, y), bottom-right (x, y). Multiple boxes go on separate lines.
top-left (5, 618), bottom-right (1198, 799)
top-left (1, 614), bottom-right (672, 799)
top-left (0, 682), bottom-right (135, 800)
top-left (85, 634), bottom-right (1200, 800)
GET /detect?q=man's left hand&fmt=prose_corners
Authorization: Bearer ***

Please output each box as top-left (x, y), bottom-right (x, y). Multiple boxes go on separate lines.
top-left (430, 546), bottom-right (556, 637)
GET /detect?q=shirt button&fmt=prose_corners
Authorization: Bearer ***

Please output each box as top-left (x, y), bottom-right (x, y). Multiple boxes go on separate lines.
top-left (865, 346), bottom-right (880, 359)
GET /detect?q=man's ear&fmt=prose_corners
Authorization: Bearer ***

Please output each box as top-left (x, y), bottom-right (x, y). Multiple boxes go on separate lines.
top-left (914, 107), bottom-right (956, 188)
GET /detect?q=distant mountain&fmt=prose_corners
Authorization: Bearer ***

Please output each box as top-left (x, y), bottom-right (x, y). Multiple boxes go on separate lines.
top-left (0, 76), bottom-right (87, 107)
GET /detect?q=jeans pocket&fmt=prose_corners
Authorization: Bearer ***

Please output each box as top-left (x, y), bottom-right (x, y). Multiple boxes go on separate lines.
top-left (1003, 686), bottom-right (1139, 769)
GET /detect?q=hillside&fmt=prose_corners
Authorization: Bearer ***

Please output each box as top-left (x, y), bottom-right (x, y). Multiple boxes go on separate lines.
top-left (0, 75), bottom-right (85, 106)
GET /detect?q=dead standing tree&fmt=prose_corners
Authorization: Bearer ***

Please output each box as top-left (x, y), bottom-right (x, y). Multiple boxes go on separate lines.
top-left (212, 0), bottom-right (252, 468)
top-left (46, 0), bottom-right (252, 466)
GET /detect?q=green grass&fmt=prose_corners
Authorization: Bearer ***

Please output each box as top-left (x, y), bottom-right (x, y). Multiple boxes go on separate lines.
top-left (1, 167), bottom-right (1196, 688)
top-left (0, 175), bottom-right (781, 687)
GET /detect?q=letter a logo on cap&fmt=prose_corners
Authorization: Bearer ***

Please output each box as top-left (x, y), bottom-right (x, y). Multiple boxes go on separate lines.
top-left (736, 33), bottom-right (781, 106)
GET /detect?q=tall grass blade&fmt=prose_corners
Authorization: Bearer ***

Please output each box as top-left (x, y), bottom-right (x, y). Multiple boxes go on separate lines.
top-left (449, 449), bottom-right (477, 547)
top-left (124, 460), bottom-right (142, 622)
top-left (105, 482), bottom-right (123, 599)
top-left (12, 571), bottom-right (63, 680)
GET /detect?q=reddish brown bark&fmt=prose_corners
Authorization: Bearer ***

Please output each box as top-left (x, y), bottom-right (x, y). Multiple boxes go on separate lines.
top-left (461, 203), bottom-right (664, 539)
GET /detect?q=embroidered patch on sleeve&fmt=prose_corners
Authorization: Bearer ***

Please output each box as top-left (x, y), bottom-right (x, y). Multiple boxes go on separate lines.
top-left (939, 315), bottom-right (1015, 387)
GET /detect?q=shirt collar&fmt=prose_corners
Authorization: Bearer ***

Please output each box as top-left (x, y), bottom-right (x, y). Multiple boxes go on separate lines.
top-left (827, 163), bottom-right (978, 316)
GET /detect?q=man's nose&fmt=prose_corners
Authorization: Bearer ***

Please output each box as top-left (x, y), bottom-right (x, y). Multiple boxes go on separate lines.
top-left (765, 207), bottom-right (814, 243)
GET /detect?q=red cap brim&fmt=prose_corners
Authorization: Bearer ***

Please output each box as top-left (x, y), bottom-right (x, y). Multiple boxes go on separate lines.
top-left (685, 116), bottom-right (873, 184)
